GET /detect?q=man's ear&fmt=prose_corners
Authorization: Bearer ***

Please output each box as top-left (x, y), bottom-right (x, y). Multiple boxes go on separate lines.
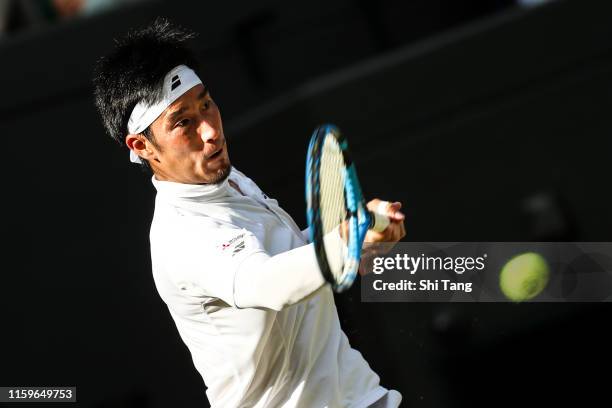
top-left (125, 134), bottom-right (157, 162)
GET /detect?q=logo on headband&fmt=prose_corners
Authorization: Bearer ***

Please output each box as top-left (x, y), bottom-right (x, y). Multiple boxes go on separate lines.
top-left (171, 75), bottom-right (181, 91)
top-left (127, 65), bottom-right (201, 138)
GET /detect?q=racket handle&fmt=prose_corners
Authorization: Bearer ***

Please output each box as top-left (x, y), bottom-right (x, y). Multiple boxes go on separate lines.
top-left (369, 201), bottom-right (390, 232)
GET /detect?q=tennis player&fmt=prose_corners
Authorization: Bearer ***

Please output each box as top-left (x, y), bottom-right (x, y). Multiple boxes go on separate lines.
top-left (94, 19), bottom-right (406, 408)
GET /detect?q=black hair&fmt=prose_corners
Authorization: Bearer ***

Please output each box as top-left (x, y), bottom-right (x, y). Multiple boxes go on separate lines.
top-left (93, 18), bottom-right (200, 168)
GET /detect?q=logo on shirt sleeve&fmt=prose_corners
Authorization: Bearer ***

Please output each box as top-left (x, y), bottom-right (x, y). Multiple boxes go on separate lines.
top-left (220, 233), bottom-right (246, 257)
top-left (232, 241), bottom-right (245, 255)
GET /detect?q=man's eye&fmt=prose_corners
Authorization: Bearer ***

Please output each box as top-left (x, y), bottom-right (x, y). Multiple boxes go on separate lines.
top-left (175, 119), bottom-right (190, 128)
top-left (203, 100), bottom-right (211, 110)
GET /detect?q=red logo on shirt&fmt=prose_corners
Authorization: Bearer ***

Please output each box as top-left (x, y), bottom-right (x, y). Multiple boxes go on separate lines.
top-left (220, 233), bottom-right (246, 253)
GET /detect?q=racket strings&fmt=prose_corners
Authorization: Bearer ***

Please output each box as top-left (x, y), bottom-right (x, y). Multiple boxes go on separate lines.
top-left (319, 135), bottom-right (349, 279)
top-left (319, 136), bottom-right (347, 234)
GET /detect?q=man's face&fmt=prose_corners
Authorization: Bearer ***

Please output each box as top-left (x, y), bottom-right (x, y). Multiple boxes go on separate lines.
top-left (146, 84), bottom-right (231, 184)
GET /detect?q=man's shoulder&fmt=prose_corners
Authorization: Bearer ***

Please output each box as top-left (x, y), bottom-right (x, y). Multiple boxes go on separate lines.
top-left (151, 209), bottom-right (223, 241)
top-left (150, 206), bottom-right (251, 252)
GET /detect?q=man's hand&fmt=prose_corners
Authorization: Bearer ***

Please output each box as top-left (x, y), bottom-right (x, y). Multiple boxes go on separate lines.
top-left (364, 199), bottom-right (406, 244)
top-left (359, 199), bottom-right (406, 275)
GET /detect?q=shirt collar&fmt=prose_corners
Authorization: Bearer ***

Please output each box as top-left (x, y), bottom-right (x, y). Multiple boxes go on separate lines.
top-left (151, 167), bottom-right (235, 201)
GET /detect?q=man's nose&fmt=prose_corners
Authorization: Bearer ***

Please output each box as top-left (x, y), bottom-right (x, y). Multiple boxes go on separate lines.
top-left (198, 120), bottom-right (218, 143)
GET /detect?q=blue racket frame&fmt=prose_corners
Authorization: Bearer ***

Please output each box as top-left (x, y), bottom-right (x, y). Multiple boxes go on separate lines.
top-left (306, 124), bottom-right (371, 292)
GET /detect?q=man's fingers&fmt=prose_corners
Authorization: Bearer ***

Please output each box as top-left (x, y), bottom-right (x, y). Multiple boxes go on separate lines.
top-left (368, 199), bottom-right (405, 222)
top-left (364, 199), bottom-right (406, 243)
top-left (388, 218), bottom-right (405, 242)
top-left (394, 225), bottom-right (403, 242)
top-left (387, 201), bottom-right (405, 221)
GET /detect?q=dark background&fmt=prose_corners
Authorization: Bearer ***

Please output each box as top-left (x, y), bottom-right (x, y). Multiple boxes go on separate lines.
top-left (1, 0), bottom-right (611, 406)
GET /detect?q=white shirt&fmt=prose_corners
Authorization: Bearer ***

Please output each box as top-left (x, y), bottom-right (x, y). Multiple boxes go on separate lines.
top-left (149, 167), bottom-right (398, 407)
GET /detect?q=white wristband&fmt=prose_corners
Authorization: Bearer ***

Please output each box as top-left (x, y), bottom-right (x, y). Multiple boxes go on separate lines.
top-left (371, 201), bottom-right (390, 232)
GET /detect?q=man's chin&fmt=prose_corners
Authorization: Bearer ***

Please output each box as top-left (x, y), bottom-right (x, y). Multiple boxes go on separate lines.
top-left (207, 161), bottom-right (232, 185)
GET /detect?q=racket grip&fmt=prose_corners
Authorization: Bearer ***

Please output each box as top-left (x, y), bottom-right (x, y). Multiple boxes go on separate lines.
top-left (369, 201), bottom-right (390, 232)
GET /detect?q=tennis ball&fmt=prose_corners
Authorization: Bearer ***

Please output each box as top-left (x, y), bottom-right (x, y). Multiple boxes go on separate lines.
top-left (499, 252), bottom-right (549, 302)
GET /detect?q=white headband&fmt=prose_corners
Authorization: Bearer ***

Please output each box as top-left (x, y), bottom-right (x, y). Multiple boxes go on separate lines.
top-left (128, 64), bottom-right (202, 164)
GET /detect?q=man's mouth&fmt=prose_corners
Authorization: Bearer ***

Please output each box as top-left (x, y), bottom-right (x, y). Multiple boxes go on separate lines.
top-left (206, 146), bottom-right (223, 160)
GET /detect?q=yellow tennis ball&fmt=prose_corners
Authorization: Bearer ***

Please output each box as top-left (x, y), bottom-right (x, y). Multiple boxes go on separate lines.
top-left (499, 252), bottom-right (549, 302)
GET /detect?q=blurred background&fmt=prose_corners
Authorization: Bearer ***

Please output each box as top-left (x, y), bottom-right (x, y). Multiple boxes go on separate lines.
top-left (1, 0), bottom-right (611, 406)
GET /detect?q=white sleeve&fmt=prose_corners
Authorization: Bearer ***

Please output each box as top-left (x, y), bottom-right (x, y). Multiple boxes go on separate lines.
top-left (301, 227), bottom-right (311, 243)
top-left (156, 217), bottom-right (344, 310)
top-left (233, 228), bottom-right (345, 311)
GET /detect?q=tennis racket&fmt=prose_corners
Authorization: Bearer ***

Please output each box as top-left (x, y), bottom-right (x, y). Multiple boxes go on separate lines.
top-left (306, 124), bottom-right (389, 292)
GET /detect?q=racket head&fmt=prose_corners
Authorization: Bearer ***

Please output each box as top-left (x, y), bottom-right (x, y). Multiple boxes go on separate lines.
top-left (306, 124), bottom-right (371, 292)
